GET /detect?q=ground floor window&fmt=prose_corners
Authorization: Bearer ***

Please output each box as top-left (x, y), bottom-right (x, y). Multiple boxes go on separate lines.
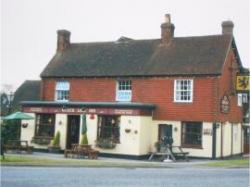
top-left (97, 115), bottom-right (120, 143)
top-left (182, 122), bottom-right (202, 148)
top-left (35, 113), bottom-right (55, 137)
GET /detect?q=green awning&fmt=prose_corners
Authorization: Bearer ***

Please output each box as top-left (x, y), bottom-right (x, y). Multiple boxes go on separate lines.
top-left (3, 112), bottom-right (34, 120)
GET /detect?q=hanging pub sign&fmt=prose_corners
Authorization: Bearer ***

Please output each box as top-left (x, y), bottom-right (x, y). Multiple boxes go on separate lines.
top-left (221, 95), bottom-right (230, 114)
top-left (236, 75), bottom-right (250, 93)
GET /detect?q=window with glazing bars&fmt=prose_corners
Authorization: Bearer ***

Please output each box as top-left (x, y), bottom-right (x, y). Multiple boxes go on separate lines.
top-left (55, 81), bottom-right (70, 101)
top-left (116, 80), bottom-right (132, 102)
top-left (174, 79), bottom-right (193, 102)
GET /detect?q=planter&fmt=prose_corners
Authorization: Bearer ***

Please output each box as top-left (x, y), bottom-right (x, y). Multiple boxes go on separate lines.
top-left (96, 139), bottom-right (116, 149)
top-left (31, 137), bottom-right (52, 145)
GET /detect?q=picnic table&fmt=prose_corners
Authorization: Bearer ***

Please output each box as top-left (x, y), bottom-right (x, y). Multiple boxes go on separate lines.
top-left (64, 144), bottom-right (99, 159)
top-left (4, 140), bottom-right (33, 154)
top-left (148, 145), bottom-right (189, 162)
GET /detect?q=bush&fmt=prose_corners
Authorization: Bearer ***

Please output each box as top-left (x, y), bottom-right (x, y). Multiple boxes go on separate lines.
top-left (52, 131), bottom-right (60, 147)
top-left (1, 120), bottom-right (21, 144)
top-left (80, 133), bottom-right (88, 145)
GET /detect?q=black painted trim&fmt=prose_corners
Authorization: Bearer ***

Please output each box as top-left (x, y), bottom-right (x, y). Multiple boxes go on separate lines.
top-left (212, 123), bottom-right (217, 159)
top-left (21, 101), bottom-right (156, 110)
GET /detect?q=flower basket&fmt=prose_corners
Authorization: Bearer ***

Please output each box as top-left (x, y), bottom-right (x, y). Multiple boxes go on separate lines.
top-left (125, 129), bottom-right (131, 133)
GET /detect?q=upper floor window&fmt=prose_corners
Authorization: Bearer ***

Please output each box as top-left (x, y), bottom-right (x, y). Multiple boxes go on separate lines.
top-left (55, 81), bottom-right (70, 101)
top-left (174, 79), bottom-right (193, 103)
top-left (116, 80), bottom-right (132, 102)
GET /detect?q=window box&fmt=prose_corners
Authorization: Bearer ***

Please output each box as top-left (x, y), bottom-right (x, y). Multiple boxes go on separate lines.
top-left (31, 136), bottom-right (53, 145)
top-left (96, 138), bottom-right (116, 149)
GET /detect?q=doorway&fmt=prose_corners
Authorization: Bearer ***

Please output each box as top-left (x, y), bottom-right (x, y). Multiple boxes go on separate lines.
top-left (158, 124), bottom-right (173, 145)
top-left (66, 115), bottom-right (80, 149)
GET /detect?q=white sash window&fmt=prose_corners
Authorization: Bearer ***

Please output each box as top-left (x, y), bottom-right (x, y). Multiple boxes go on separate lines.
top-left (55, 81), bottom-right (70, 101)
top-left (116, 80), bottom-right (132, 102)
top-left (174, 79), bottom-right (193, 103)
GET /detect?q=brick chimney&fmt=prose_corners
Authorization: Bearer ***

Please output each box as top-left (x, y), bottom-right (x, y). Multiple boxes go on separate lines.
top-left (161, 14), bottom-right (175, 44)
top-left (57, 30), bottom-right (71, 52)
top-left (221, 21), bottom-right (234, 35)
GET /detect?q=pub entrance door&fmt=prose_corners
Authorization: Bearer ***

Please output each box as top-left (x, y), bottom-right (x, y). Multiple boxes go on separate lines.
top-left (66, 115), bottom-right (80, 149)
top-left (158, 124), bottom-right (173, 145)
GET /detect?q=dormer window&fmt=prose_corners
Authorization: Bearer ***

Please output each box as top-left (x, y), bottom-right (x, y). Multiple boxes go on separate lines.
top-left (116, 80), bottom-right (132, 102)
top-left (55, 81), bottom-right (70, 102)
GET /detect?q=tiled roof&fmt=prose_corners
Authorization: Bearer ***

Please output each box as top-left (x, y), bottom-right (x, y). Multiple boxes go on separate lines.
top-left (41, 34), bottom-right (233, 78)
top-left (12, 80), bottom-right (41, 110)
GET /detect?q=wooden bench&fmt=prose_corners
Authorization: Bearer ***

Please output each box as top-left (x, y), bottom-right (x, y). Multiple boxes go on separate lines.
top-left (64, 144), bottom-right (99, 159)
top-left (4, 140), bottom-right (33, 154)
top-left (64, 144), bottom-right (80, 158)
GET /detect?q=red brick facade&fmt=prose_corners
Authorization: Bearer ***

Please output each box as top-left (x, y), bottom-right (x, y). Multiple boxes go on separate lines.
top-left (41, 48), bottom-right (242, 123)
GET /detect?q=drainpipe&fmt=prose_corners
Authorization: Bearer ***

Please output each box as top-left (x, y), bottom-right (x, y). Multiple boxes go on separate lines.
top-left (221, 123), bottom-right (224, 159)
top-left (212, 123), bottom-right (217, 159)
top-left (231, 123), bottom-right (233, 156)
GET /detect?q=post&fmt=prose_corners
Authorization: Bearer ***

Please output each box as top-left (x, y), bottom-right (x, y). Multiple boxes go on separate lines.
top-left (212, 123), bottom-right (217, 159)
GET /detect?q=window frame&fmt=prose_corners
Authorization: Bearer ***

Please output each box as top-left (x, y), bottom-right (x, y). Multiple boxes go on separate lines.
top-left (55, 81), bottom-right (70, 102)
top-left (174, 79), bottom-right (193, 103)
top-left (181, 121), bottom-right (202, 149)
top-left (35, 113), bottom-right (55, 138)
top-left (116, 80), bottom-right (132, 102)
top-left (97, 115), bottom-right (121, 143)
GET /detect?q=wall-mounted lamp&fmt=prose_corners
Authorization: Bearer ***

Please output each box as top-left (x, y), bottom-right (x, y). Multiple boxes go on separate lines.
top-left (174, 127), bottom-right (178, 132)
top-left (22, 123), bottom-right (28, 128)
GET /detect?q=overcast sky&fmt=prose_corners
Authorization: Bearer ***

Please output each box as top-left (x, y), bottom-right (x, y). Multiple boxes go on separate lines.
top-left (1, 0), bottom-right (250, 92)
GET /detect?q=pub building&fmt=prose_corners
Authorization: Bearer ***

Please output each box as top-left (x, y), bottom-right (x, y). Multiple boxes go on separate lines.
top-left (20, 14), bottom-right (249, 159)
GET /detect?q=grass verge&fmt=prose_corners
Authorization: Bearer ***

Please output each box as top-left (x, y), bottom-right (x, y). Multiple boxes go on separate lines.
top-left (0, 155), bottom-right (166, 168)
top-left (203, 157), bottom-right (249, 168)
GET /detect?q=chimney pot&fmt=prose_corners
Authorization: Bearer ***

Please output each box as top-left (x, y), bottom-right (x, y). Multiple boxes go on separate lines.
top-left (57, 30), bottom-right (71, 52)
top-left (221, 20), bottom-right (234, 35)
top-left (164, 14), bottom-right (171, 23)
top-left (161, 14), bottom-right (175, 44)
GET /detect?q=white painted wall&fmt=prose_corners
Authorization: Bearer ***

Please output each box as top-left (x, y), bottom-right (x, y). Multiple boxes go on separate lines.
top-left (21, 113), bottom-right (47, 149)
top-left (20, 112), bottom-right (243, 158)
top-left (79, 114), bottom-right (98, 146)
top-left (54, 114), bottom-right (67, 149)
top-left (216, 123), bottom-right (222, 158)
top-left (20, 113), bottom-right (35, 144)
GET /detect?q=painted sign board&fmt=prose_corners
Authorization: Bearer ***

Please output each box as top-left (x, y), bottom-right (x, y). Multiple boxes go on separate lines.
top-left (22, 106), bottom-right (152, 116)
top-left (236, 75), bottom-right (250, 92)
top-left (220, 95), bottom-right (230, 114)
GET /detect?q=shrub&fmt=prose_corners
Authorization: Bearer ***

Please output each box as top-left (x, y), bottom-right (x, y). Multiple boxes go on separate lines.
top-left (52, 131), bottom-right (60, 147)
top-left (80, 133), bottom-right (88, 145)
